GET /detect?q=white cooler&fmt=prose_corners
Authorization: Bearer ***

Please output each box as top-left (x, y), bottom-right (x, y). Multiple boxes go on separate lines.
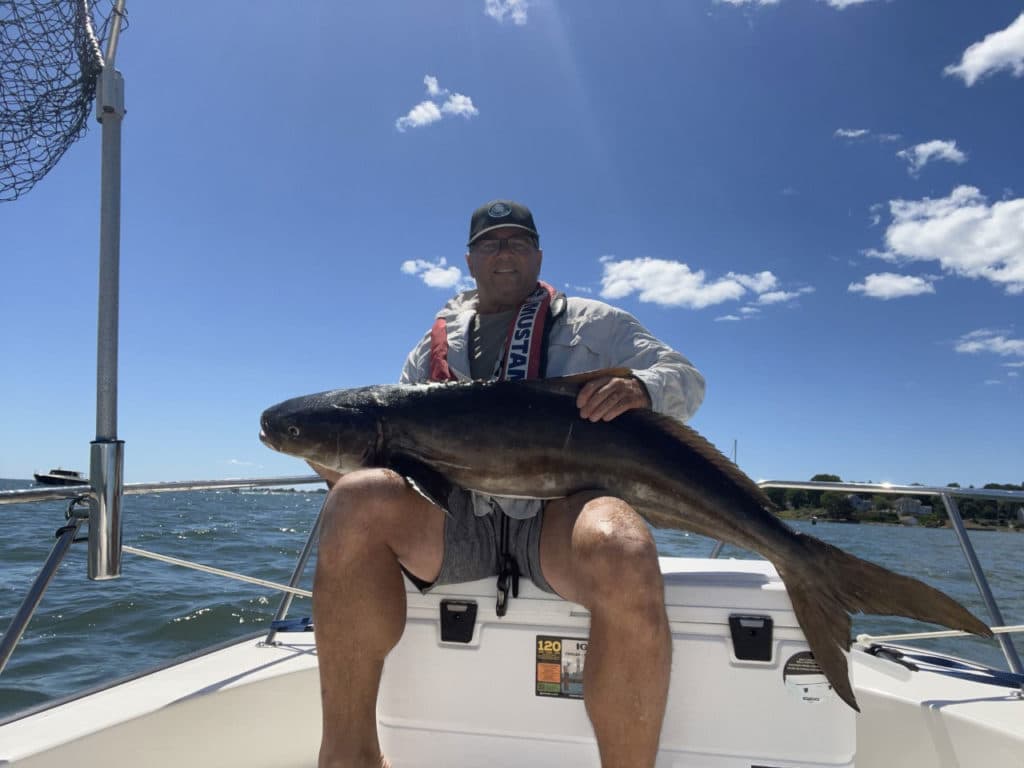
top-left (379, 557), bottom-right (856, 768)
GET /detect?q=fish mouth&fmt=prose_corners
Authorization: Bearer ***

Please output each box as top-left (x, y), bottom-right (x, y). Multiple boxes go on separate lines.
top-left (258, 429), bottom-right (275, 449)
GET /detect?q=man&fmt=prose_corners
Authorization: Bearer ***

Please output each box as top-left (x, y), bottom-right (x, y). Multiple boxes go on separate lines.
top-left (312, 200), bottom-right (705, 768)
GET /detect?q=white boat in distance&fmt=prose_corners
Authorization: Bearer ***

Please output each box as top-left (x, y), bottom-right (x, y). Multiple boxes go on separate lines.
top-left (0, 478), bottom-right (1021, 768)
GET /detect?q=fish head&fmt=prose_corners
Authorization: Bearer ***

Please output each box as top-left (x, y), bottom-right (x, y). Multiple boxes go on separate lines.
top-left (259, 387), bottom-right (382, 473)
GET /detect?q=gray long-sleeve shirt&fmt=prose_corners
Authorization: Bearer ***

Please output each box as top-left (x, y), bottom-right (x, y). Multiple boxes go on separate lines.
top-left (401, 289), bottom-right (705, 517)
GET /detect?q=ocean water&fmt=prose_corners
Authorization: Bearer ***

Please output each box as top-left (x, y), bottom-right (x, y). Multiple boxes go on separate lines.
top-left (1, 477), bottom-right (1021, 721)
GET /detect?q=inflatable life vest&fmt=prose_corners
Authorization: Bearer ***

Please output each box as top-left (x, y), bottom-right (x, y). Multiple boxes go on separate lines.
top-left (429, 282), bottom-right (561, 382)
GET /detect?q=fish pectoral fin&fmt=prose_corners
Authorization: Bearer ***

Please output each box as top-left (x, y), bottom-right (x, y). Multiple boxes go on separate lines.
top-left (388, 453), bottom-right (456, 512)
top-left (529, 367), bottom-right (635, 397)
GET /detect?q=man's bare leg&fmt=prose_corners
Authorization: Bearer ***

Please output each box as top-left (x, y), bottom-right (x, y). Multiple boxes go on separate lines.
top-left (541, 493), bottom-right (671, 768)
top-left (314, 468), bottom-right (445, 768)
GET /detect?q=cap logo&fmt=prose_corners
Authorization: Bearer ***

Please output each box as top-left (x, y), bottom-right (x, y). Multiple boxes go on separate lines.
top-left (487, 202), bottom-right (512, 218)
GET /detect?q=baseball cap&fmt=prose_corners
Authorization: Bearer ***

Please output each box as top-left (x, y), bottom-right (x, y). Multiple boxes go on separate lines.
top-left (467, 200), bottom-right (539, 246)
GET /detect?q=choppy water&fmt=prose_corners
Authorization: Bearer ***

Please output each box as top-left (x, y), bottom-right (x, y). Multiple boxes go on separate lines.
top-left (1, 477), bottom-right (1021, 721)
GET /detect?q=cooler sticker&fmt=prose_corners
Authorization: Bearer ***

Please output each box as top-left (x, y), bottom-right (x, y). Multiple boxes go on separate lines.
top-left (783, 651), bottom-right (833, 704)
top-left (535, 635), bottom-right (588, 699)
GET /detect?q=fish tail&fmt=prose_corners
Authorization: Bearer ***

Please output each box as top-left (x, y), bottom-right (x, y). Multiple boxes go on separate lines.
top-left (777, 532), bottom-right (993, 711)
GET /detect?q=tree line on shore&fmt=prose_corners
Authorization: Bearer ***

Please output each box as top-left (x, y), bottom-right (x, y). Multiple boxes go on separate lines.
top-left (765, 474), bottom-right (1024, 528)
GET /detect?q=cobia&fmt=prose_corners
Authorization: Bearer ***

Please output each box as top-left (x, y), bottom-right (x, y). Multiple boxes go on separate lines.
top-left (259, 368), bottom-right (992, 710)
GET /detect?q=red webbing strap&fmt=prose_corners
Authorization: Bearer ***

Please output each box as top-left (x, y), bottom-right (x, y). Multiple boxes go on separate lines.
top-left (429, 317), bottom-right (458, 382)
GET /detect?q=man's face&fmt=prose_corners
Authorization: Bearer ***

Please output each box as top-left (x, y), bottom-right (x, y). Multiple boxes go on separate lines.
top-left (465, 226), bottom-right (543, 313)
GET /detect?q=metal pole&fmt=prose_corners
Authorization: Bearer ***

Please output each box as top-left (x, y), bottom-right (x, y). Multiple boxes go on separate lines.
top-left (90, 3), bottom-right (127, 580)
top-left (264, 498), bottom-right (327, 645)
top-left (0, 519), bottom-right (85, 676)
top-left (940, 493), bottom-right (1023, 673)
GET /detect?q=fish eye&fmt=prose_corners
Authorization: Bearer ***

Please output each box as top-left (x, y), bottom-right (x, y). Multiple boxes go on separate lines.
top-left (287, 425), bottom-right (300, 437)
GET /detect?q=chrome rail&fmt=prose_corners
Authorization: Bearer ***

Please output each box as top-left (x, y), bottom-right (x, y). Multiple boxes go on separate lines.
top-left (0, 475), bottom-right (322, 506)
top-left (3, 475), bottom-right (1021, 678)
top-left (263, 498), bottom-right (327, 646)
top-left (749, 479), bottom-right (1023, 674)
top-left (0, 517), bottom-right (87, 677)
top-left (0, 474), bottom-right (322, 677)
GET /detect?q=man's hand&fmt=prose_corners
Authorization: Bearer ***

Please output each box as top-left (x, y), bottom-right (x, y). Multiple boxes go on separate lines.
top-left (576, 375), bottom-right (651, 422)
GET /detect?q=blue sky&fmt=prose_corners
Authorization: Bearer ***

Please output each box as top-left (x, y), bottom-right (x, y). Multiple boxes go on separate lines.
top-left (1, 0), bottom-right (1022, 489)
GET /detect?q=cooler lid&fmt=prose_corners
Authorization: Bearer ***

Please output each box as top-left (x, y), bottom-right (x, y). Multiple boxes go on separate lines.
top-left (660, 556), bottom-right (799, 627)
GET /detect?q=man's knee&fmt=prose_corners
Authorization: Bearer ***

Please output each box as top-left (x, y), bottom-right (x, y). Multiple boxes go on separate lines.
top-left (572, 499), bottom-right (663, 603)
top-left (317, 468), bottom-right (445, 581)
top-left (318, 469), bottom-right (411, 555)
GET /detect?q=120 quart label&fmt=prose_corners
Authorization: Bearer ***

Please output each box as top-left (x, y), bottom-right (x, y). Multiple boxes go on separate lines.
top-left (535, 635), bottom-right (588, 699)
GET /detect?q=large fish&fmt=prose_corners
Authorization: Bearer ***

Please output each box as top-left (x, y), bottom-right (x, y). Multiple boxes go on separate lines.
top-left (259, 368), bottom-right (992, 710)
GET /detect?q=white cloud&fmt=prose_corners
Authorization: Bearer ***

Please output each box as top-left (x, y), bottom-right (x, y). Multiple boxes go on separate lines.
top-left (848, 273), bottom-right (936, 299)
top-left (441, 93), bottom-right (479, 119)
top-left (834, 128), bottom-right (902, 144)
top-left (401, 257), bottom-right (467, 289)
top-left (823, 0), bottom-right (877, 7)
top-left (731, 270), bottom-right (778, 293)
top-left (424, 75), bottom-right (445, 97)
top-left (1005, 361), bottom-right (1024, 368)
top-left (720, 0), bottom-right (876, 10)
top-left (834, 128), bottom-right (869, 139)
top-left (598, 258), bottom-right (808, 311)
top-left (485, 0), bottom-right (529, 25)
top-left (955, 329), bottom-right (1024, 357)
top-left (757, 286), bottom-right (815, 304)
top-left (715, 314), bottom-right (743, 322)
top-left (396, 76), bottom-right (478, 133)
top-left (945, 12), bottom-right (1024, 86)
top-left (395, 100), bottom-right (442, 133)
top-left (869, 186), bottom-right (1024, 294)
top-left (896, 140), bottom-right (967, 175)
top-left (601, 258), bottom-right (746, 309)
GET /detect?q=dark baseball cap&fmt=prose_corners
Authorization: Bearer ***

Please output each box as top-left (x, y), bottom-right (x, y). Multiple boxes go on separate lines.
top-left (467, 200), bottom-right (539, 246)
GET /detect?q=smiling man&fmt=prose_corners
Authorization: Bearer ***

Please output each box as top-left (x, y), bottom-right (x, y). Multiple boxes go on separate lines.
top-left (312, 200), bottom-right (705, 768)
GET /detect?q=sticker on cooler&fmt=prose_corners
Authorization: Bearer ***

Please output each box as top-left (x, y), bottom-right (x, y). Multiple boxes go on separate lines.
top-left (783, 651), bottom-right (834, 704)
top-left (535, 635), bottom-right (588, 699)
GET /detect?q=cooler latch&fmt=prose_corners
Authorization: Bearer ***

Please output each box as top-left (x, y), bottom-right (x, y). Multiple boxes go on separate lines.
top-left (729, 614), bottom-right (773, 661)
top-left (440, 599), bottom-right (478, 643)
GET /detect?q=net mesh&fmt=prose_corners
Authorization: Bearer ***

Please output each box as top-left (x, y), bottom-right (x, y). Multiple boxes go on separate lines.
top-left (1, 0), bottom-right (126, 202)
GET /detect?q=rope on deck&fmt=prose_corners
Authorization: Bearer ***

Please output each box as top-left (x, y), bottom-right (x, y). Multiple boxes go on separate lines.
top-left (123, 545), bottom-right (312, 598)
top-left (856, 624), bottom-right (1024, 644)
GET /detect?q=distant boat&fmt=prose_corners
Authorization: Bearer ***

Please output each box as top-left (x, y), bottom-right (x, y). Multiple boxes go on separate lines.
top-left (32, 468), bottom-right (88, 486)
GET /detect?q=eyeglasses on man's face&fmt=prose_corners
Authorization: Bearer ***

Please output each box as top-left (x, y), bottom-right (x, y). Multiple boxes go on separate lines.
top-left (470, 236), bottom-right (537, 257)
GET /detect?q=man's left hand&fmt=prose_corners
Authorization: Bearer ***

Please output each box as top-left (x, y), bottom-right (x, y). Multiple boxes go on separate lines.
top-left (576, 375), bottom-right (651, 422)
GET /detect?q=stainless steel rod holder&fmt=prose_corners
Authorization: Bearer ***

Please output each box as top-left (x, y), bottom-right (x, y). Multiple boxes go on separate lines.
top-left (89, 440), bottom-right (124, 580)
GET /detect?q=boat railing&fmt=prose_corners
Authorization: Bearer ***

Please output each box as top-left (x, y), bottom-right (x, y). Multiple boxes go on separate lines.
top-left (2, 476), bottom-right (1021, 683)
top-left (0, 474), bottom-right (322, 677)
top-left (735, 479), bottom-right (1023, 674)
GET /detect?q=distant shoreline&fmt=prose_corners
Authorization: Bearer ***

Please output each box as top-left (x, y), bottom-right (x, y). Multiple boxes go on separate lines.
top-left (778, 509), bottom-right (1020, 533)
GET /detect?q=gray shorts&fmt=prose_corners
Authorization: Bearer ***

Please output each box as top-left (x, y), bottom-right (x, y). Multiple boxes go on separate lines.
top-left (404, 484), bottom-right (556, 595)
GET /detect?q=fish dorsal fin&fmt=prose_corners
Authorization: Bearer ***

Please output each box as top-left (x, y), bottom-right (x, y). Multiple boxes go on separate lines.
top-left (627, 408), bottom-right (774, 509)
top-left (526, 367), bottom-right (635, 397)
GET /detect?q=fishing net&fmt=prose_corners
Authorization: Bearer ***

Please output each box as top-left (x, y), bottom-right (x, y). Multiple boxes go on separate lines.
top-left (0, 0), bottom-right (126, 202)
